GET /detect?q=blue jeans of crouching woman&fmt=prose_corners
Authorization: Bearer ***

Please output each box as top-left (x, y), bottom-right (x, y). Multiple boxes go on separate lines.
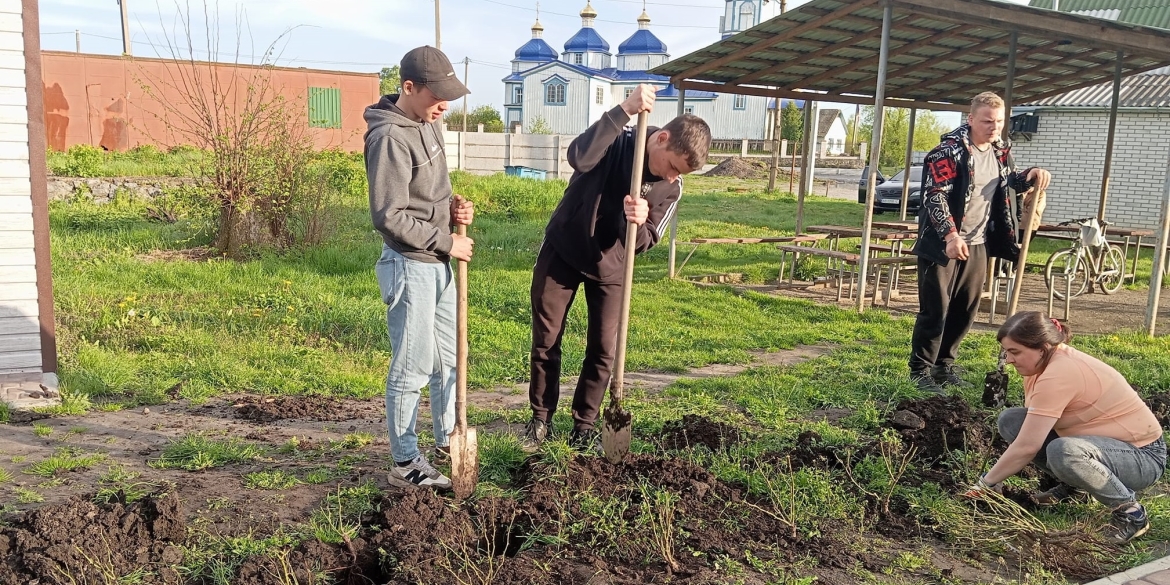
top-left (998, 407), bottom-right (1167, 508)
top-left (375, 245), bottom-right (457, 464)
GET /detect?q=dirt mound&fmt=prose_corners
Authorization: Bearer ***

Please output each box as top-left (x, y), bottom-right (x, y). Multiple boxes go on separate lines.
top-left (234, 395), bottom-right (349, 422)
top-left (0, 493), bottom-right (185, 585)
top-left (660, 415), bottom-right (742, 451)
top-left (885, 395), bottom-right (997, 463)
top-left (1142, 388), bottom-right (1170, 428)
top-left (363, 453), bottom-right (863, 584)
top-left (704, 157), bottom-right (772, 179)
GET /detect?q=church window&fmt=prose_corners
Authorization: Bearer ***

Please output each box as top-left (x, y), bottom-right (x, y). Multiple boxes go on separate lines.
top-left (596, 87), bottom-right (604, 105)
top-left (513, 62), bottom-right (519, 73)
top-left (545, 81), bottom-right (566, 105)
top-left (514, 86), bottom-right (523, 104)
top-left (733, 94), bottom-right (747, 110)
top-left (740, 2), bottom-right (756, 29)
top-left (624, 87), bottom-right (634, 99)
top-left (684, 105), bottom-right (694, 115)
top-left (574, 53), bottom-right (584, 65)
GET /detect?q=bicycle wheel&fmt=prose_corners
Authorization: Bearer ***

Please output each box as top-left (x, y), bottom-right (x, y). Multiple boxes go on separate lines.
top-left (1044, 248), bottom-right (1089, 299)
top-left (1098, 245), bottom-right (1126, 295)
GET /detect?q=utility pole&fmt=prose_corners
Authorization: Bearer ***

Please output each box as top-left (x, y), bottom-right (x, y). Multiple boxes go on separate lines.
top-left (462, 57), bottom-right (470, 134)
top-left (435, 0), bottom-right (442, 49)
top-left (780, 0), bottom-right (787, 13)
top-left (75, 29), bottom-right (80, 53)
top-left (118, 0), bottom-right (131, 55)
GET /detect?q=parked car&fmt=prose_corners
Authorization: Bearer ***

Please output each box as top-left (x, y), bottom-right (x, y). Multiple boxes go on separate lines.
top-left (857, 165), bottom-right (924, 215)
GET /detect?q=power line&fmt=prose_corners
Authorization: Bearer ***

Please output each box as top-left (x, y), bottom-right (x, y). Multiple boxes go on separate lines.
top-left (479, 0), bottom-right (717, 28)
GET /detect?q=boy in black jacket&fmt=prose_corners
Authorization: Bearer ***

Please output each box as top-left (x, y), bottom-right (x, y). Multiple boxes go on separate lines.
top-left (521, 84), bottom-right (712, 451)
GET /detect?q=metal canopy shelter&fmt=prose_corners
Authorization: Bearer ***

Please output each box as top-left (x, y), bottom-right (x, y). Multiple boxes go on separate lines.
top-left (649, 0), bottom-right (1170, 334)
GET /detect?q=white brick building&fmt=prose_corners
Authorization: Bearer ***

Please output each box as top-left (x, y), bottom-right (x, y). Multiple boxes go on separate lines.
top-left (1012, 73), bottom-right (1170, 230)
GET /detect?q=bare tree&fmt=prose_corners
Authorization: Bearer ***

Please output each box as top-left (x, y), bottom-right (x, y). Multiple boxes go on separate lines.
top-left (136, 1), bottom-right (317, 258)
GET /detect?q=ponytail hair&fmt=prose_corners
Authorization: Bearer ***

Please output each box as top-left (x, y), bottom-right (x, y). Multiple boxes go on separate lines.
top-left (997, 311), bottom-right (1071, 372)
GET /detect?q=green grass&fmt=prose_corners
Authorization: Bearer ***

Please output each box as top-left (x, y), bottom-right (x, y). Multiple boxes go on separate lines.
top-left (24, 447), bottom-right (108, 477)
top-left (94, 465), bottom-right (155, 504)
top-left (32, 423), bottom-right (52, 437)
top-left (15, 487), bottom-right (44, 504)
top-left (243, 470), bottom-right (301, 490)
top-left (150, 434), bottom-right (264, 471)
top-left (0, 467), bottom-right (13, 483)
top-left (45, 165), bottom-right (1170, 582)
top-left (48, 144), bottom-right (208, 178)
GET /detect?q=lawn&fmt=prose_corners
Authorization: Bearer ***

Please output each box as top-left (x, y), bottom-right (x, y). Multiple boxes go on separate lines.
top-left (3, 157), bottom-right (1169, 584)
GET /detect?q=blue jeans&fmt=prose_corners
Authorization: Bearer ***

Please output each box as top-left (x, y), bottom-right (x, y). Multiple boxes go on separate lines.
top-left (375, 245), bottom-right (456, 463)
top-left (998, 407), bottom-right (1167, 508)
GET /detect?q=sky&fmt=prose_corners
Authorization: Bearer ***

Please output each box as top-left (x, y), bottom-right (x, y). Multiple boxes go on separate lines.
top-left (37, 0), bottom-right (1031, 117)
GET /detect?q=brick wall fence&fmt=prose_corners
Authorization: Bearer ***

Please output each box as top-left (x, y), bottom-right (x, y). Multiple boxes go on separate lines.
top-left (1010, 109), bottom-right (1170, 231)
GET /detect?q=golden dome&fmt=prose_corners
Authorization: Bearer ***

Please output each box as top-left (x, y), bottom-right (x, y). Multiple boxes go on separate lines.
top-left (580, 1), bottom-right (597, 18)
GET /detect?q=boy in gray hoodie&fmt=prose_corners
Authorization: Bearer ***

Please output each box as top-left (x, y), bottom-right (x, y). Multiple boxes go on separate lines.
top-left (365, 46), bottom-right (474, 490)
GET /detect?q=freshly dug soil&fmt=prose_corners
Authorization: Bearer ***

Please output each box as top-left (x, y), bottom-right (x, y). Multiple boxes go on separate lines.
top-left (0, 493), bottom-right (186, 585)
top-left (1142, 388), bottom-right (1170, 428)
top-left (234, 395), bottom-right (351, 422)
top-left (660, 414), bottom-right (742, 452)
top-left (886, 395), bottom-right (997, 464)
top-left (704, 157), bottom-right (773, 179)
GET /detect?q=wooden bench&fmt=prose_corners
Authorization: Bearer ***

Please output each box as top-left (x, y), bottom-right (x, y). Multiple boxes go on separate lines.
top-left (776, 244), bottom-right (862, 301)
top-left (676, 234), bottom-right (827, 277)
top-left (865, 255), bottom-right (919, 306)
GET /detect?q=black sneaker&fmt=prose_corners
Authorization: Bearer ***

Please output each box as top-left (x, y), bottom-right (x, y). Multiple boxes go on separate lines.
top-left (1103, 503), bottom-right (1150, 544)
top-left (1030, 482), bottom-right (1086, 506)
top-left (911, 371), bottom-right (946, 395)
top-left (932, 364), bottom-right (972, 389)
top-left (520, 418), bottom-right (549, 453)
top-left (568, 428), bottom-right (600, 453)
top-left (387, 455), bottom-right (452, 490)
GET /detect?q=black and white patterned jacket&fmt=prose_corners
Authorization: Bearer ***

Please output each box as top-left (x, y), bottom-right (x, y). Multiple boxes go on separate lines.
top-left (911, 124), bottom-right (1035, 266)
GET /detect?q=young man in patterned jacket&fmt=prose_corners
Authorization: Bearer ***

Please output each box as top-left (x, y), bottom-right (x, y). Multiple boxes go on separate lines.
top-left (909, 91), bottom-right (1052, 394)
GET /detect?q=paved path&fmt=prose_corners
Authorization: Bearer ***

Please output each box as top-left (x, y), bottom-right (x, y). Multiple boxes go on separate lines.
top-left (1086, 556), bottom-right (1170, 585)
top-left (0, 375), bottom-right (60, 409)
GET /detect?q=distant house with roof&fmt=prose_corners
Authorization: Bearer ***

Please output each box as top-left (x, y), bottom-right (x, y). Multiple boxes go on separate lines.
top-left (1011, 0), bottom-right (1170, 230)
top-left (817, 108), bottom-right (847, 156)
top-left (502, 2), bottom-right (773, 139)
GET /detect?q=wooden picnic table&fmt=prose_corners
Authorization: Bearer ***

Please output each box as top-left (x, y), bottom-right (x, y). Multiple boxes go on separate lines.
top-left (805, 225), bottom-right (917, 241)
top-left (675, 234), bottom-right (828, 278)
top-left (871, 220), bottom-right (918, 232)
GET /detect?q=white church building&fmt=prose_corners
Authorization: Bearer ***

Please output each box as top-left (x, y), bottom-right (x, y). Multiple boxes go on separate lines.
top-left (502, 1), bottom-right (784, 140)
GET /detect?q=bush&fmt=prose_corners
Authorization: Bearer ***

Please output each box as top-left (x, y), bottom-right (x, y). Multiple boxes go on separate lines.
top-left (53, 144), bottom-right (105, 177)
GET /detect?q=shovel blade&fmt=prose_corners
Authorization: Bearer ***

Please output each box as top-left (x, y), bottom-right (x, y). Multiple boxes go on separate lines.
top-left (982, 371), bottom-right (1009, 408)
top-left (448, 426), bottom-right (478, 500)
top-left (600, 403), bottom-right (632, 464)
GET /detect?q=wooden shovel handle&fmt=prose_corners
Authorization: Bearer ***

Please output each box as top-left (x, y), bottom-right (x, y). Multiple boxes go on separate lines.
top-left (455, 224), bottom-right (469, 430)
top-left (1007, 189), bottom-right (1045, 316)
top-left (610, 112), bottom-right (650, 405)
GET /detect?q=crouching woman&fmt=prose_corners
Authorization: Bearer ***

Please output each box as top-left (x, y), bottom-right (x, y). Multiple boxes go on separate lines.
top-left (964, 311), bottom-right (1166, 544)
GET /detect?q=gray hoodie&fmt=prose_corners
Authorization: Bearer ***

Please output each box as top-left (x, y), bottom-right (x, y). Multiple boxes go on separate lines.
top-left (364, 95), bottom-right (453, 263)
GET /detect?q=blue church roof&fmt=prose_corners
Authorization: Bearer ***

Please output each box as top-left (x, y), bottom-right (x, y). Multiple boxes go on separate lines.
top-left (618, 29), bottom-right (667, 55)
top-left (515, 38), bottom-right (558, 62)
top-left (564, 27), bottom-right (610, 53)
top-left (656, 85), bottom-right (718, 100)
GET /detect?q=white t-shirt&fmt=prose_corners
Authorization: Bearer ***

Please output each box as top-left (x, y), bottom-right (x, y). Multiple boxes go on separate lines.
top-left (960, 144), bottom-right (998, 246)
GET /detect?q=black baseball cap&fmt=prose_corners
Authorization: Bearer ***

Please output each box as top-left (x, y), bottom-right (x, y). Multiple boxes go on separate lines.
top-left (400, 46), bottom-right (470, 102)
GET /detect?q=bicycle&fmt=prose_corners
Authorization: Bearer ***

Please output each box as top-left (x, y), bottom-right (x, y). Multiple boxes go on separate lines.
top-left (1042, 217), bottom-right (1126, 299)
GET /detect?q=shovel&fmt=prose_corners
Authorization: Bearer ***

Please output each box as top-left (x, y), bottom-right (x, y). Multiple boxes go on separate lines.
top-left (601, 111), bottom-right (649, 464)
top-left (448, 224), bottom-right (478, 499)
top-left (1006, 189), bottom-right (1045, 316)
top-left (986, 189), bottom-right (1044, 409)
top-left (982, 350), bottom-right (1009, 408)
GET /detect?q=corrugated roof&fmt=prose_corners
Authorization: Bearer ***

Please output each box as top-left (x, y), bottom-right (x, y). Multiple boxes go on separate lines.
top-left (649, 0), bottom-right (1170, 111)
top-left (1025, 72), bottom-right (1170, 107)
top-left (1029, 0), bottom-right (1170, 30)
top-left (817, 108), bottom-right (844, 139)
